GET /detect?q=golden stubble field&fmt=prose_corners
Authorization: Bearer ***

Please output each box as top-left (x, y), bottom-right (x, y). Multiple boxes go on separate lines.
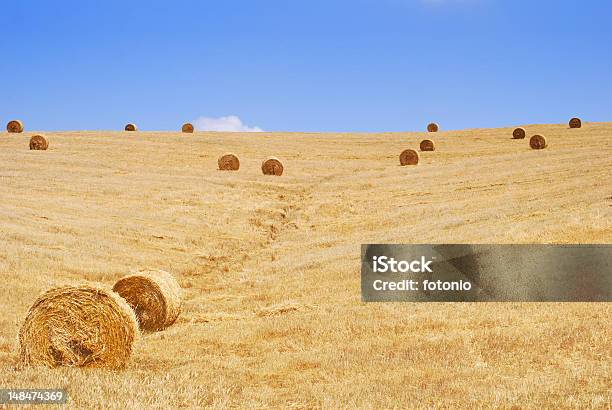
top-left (0, 123), bottom-right (611, 408)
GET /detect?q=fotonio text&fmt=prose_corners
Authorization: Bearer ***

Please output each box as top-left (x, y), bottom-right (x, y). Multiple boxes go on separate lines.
top-left (372, 256), bottom-right (433, 273)
top-left (372, 279), bottom-right (472, 291)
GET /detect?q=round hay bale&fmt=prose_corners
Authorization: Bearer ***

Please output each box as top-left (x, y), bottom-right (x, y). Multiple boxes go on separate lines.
top-left (420, 139), bottom-right (435, 151)
top-left (18, 285), bottom-right (138, 369)
top-left (113, 270), bottom-right (182, 332)
top-left (29, 135), bottom-right (48, 150)
top-left (7, 120), bottom-right (24, 133)
top-left (427, 122), bottom-right (439, 133)
top-left (399, 149), bottom-right (419, 166)
top-left (512, 127), bottom-right (526, 139)
top-left (530, 134), bottom-right (547, 150)
top-left (569, 117), bottom-right (582, 129)
top-left (124, 123), bottom-right (137, 132)
top-left (181, 123), bottom-right (194, 133)
top-left (218, 153), bottom-right (240, 171)
top-left (261, 157), bottom-right (284, 176)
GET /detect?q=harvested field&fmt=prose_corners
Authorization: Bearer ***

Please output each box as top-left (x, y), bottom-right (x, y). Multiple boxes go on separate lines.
top-left (0, 123), bottom-right (610, 408)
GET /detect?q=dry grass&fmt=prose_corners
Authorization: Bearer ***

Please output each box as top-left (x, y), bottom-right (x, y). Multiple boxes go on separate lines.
top-left (18, 285), bottom-right (138, 370)
top-left (113, 270), bottom-right (182, 332)
top-left (0, 123), bottom-right (611, 408)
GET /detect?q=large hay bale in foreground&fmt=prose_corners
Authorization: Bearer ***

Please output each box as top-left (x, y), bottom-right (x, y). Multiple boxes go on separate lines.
top-left (530, 134), bottom-right (547, 150)
top-left (7, 120), bottom-right (24, 133)
top-left (181, 123), bottom-right (194, 133)
top-left (569, 117), bottom-right (582, 128)
top-left (261, 157), bottom-right (284, 176)
top-left (427, 122), bottom-right (439, 132)
top-left (29, 135), bottom-right (48, 150)
top-left (19, 285), bottom-right (138, 369)
top-left (124, 123), bottom-right (137, 131)
top-left (420, 139), bottom-right (435, 151)
top-left (218, 153), bottom-right (240, 171)
top-left (512, 127), bottom-right (526, 139)
top-left (399, 149), bottom-right (419, 166)
top-left (113, 270), bottom-right (182, 332)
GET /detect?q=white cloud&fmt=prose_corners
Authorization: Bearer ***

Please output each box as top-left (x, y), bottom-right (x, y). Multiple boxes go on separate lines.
top-left (193, 115), bottom-right (264, 132)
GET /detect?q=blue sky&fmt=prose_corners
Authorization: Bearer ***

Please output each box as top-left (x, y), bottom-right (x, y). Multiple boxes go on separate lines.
top-left (2, 0), bottom-right (611, 132)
